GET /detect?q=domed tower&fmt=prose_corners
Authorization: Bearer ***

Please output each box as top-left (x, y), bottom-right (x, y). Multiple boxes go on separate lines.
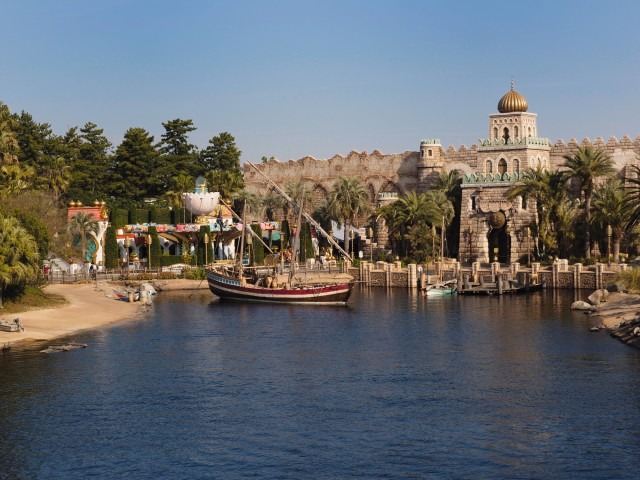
top-left (463, 81), bottom-right (551, 264)
top-left (489, 81), bottom-right (537, 142)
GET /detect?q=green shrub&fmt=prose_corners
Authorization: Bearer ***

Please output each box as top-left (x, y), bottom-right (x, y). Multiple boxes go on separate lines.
top-left (160, 255), bottom-right (184, 267)
top-left (113, 209), bottom-right (129, 228)
top-left (155, 207), bottom-right (171, 224)
top-left (617, 268), bottom-right (640, 292)
top-left (182, 267), bottom-right (207, 280)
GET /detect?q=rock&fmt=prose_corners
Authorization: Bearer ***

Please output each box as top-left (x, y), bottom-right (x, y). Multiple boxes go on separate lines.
top-left (590, 327), bottom-right (601, 332)
top-left (571, 300), bottom-right (595, 311)
top-left (606, 282), bottom-right (627, 293)
top-left (588, 289), bottom-right (607, 306)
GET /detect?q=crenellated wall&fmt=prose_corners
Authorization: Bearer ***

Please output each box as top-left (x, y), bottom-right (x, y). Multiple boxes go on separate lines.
top-left (243, 133), bottom-right (640, 255)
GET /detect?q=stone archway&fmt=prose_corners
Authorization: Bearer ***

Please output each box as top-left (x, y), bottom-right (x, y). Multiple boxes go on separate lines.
top-left (486, 211), bottom-right (511, 263)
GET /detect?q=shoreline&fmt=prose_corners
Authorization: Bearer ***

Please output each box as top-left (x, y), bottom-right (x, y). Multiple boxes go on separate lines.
top-left (3, 280), bottom-right (638, 350)
top-left (0, 279), bottom-right (209, 349)
top-left (588, 291), bottom-right (640, 329)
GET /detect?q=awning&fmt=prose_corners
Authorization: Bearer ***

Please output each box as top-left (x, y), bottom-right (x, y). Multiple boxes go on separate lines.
top-left (158, 233), bottom-right (182, 243)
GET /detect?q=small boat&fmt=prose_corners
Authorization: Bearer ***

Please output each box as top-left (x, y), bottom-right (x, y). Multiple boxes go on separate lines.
top-left (0, 318), bottom-right (24, 332)
top-left (113, 289), bottom-right (140, 302)
top-left (423, 282), bottom-right (457, 296)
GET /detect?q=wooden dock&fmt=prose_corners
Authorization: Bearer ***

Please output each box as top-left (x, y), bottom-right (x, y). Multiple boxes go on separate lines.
top-left (457, 274), bottom-right (543, 296)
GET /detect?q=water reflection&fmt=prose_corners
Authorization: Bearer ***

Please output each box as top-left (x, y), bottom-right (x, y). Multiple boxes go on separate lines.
top-left (0, 287), bottom-right (639, 478)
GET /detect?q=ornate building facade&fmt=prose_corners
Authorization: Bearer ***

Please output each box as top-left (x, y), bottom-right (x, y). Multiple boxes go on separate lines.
top-left (243, 84), bottom-right (640, 262)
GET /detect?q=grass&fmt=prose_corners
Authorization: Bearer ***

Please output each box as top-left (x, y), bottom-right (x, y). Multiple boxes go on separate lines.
top-left (617, 268), bottom-right (640, 293)
top-left (0, 285), bottom-right (68, 314)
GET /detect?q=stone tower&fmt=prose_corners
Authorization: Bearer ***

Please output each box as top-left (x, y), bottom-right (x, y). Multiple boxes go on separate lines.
top-left (417, 139), bottom-right (444, 192)
top-left (459, 83), bottom-right (549, 263)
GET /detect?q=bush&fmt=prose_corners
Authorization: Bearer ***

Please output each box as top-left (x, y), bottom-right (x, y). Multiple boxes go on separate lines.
top-left (617, 268), bottom-right (640, 292)
top-left (160, 255), bottom-right (185, 267)
top-left (155, 207), bottom-right (171, 224)
top-left (113, 209), bottom-right (129, 228)
top-left (182, 267), bottom-right (207, 280)
top-left (131, 208), bottom-right (149, 225)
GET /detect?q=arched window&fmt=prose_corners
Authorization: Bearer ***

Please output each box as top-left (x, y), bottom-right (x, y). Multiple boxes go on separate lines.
top-left (503, 127), bottom-right (510, 143)
top-left (498, 158), bottom-right (507, 175)
top-left (486, 160), bottom-right (493, 173)
top-left (514, 159), bottom-right (520, 174)
top-left (514, 126), bottom-right (519, 138)
top-left (528, 126), bottom-right (532, 136)
top-left (493, 127), bottom-right (498, 139)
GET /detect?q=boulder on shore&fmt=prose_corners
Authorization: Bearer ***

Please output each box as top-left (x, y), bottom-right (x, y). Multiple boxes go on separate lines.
top-left (588, 289), bottom-right (608, 306)
top-left (606, 282), bottom-right (627, 293)
top-left (571, 300), bottom-right (595, 311)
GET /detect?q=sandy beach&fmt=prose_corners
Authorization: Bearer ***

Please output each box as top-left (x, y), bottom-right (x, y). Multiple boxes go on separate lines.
top-left (0, 279), bottom-right (209, 348)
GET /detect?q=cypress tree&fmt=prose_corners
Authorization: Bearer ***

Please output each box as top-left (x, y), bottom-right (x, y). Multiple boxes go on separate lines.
top-left (299, 222), bottom-right (314, 262)
top-left (250, 223), bottom-right (264, 265)
top-left (148, 226), bottom-right (161, 268)
top-left (105, 226), bottom-right (119, 269)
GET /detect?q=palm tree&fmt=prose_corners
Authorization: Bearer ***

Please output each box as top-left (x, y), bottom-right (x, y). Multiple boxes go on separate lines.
top-left (0, 214), bottom-right (40, 307)
top-left (562, 146), bottom-right (616, 259)
top-left (327, 177), bottom-right (371, 258)
top-left (377, 192), bottom-right (423, 258)
top-left (376, 190), bottom-right (454, 261)
top-left (40, 155), bottom-right (71, 200)
top-left (260, 191), bottom-right (287, 247)
top-left (624, 163), bottom-right (640, 233)
top-left (592, 179), bottom-right (630, 262)
top-left (433, 169), bottom-right (462, 256)
top-left (164, 173), bottom-right (193, 223)
top-left (205, 169), bottom-right (243, 201)
top-left (283, 180), bottom-right (313, 222)
top-left (507, 167), bottom-right (568, 259)
top-left (67, 212), bottom-right (99, 264)
top-left (0, 164), bottom-right (35, 198)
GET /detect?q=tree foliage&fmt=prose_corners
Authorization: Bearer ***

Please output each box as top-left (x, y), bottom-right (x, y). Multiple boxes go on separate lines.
top-left (562, 146), bottom-right (615, 259)
top-left (0, 214), bottom-right (40, 307)
top-left (109, 127), bottom-right (159, 201)
top-left (200, 131), bottom-right (242, 173)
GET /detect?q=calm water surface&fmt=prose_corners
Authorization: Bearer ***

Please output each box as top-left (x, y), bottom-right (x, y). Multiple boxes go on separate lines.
top-left (1, 287), bottom-right (639, 479)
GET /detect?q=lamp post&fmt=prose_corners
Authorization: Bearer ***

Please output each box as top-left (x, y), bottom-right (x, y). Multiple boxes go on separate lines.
top-left (204, 233), bottom-right (209, 266)
top-left (124, 237), bottom-right (131, 277)
top-left (147, 235), bottom-right (153, 272)
top-left (607, 224), bottom-right (612, 267)
top-left (526, 227), bottom-right (531, 268)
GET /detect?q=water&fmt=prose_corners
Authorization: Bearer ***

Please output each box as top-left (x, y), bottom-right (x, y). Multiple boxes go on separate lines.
top-left (1, 287), bottom-right (640, 479)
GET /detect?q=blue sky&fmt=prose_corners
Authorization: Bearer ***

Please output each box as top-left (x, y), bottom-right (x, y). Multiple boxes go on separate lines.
top-left (2, 0), bottom-right (639, 163)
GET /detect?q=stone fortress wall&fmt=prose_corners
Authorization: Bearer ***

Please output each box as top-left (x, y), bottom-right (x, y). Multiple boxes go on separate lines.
top-left (243, 135), bottom-right (640, 215)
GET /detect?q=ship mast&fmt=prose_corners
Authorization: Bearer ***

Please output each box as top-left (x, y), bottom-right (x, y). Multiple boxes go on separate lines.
top-left (246, 161), bottom-right (353, 262)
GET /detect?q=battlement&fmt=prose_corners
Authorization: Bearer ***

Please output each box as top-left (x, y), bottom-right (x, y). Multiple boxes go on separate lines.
top-left (461, 171), bottom-right (531, 186)
top-left (477, 137), bottom-right (551, 150)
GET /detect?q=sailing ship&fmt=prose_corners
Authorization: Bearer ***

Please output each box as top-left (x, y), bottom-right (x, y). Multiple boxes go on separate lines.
top-left (207, 162), bottom-right (355, 305)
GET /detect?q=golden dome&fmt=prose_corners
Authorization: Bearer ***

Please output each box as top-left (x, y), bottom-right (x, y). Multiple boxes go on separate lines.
top-left (497, 82), bottom-right (528, 113)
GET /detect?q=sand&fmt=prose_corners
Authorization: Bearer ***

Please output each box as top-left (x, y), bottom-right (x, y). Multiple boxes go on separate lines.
top-left (0, 280), bottom-right (210, 348)
top-left (589, 292), bottom-right (640, 328)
